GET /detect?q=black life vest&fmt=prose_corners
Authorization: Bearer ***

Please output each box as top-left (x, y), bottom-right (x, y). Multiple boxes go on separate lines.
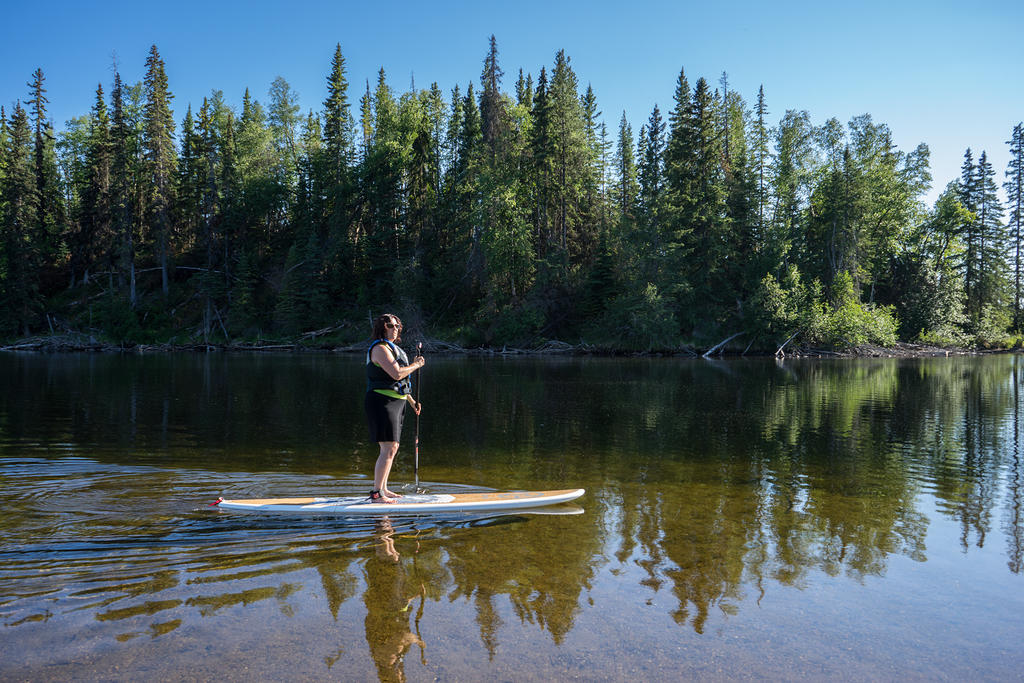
top-left (366, 339), bottom-right (412, 395)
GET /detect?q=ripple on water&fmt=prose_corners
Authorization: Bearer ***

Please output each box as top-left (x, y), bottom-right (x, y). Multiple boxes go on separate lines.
top-left (0, 455), bottom-right (529, 632)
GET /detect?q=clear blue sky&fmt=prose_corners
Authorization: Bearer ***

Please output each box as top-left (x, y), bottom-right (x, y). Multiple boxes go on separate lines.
top-left (3, 0), bottom-right (1021, 206)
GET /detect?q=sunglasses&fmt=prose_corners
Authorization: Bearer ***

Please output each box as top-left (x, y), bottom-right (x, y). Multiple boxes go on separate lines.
top-left (385, 323), bottom-right (401, 330)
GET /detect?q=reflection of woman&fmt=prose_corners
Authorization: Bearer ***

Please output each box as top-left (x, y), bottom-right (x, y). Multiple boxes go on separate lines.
top-left (365, 314), bottom-right (424, 502)
top-left (364, 519), bottom-right (424, 683)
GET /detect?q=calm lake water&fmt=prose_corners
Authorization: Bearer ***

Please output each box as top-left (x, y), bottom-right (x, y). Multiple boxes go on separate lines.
top-left (1, 352), bottom-right (1022, 680)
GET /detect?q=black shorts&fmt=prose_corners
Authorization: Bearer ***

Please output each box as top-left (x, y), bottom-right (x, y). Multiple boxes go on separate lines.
top-left (365, 391), bottom-right (407, 443)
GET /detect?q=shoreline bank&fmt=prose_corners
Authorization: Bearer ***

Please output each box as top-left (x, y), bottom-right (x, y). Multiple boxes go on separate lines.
top-left (0, 334), bottom-right (1003, 358)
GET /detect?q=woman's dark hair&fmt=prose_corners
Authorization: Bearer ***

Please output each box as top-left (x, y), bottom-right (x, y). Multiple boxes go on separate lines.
top-left (371, 313), bottom-right (403, 343)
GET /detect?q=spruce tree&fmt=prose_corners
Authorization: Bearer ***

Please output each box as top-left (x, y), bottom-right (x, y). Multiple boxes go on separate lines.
top-left (142, 45), bottom-right (177, 296)
top-left (1, 103), bottom-right (41, 334)
top-left (974, 151), bottom-right (1006, 329)
top-left (456, 82), bottom-right (483, 285)
top-left (321, 48), bottom-right (357, 303)
top-left (479, 34), bottom-right (507, 163)
top-left (176, 104), bottom-right (202, 252)
top-left (683, 77), bottom-right (729, 321)
top-left (0, 106), bottom-right (7, 225)
top-left (219, 110), bottom-right (239, 295)
top-left (267, 77), bottom-right (301, 179)
top-left (638, 105), bottom-right (666, 258)
top-left (294, 111), bottom-right (323, 260)
top-left (26, 69), bottom-right (49, 238)
top-left (722, 89), bottom-right (758, 304)
top-left (423, 83), bottom-right (446, 196)
top-left (26, 68), bottom-right (64, 268)
top-left (663, 68), bottom-right (693, 282)
top-left (323, 44), bottom-right (354, 176)
top-left (529, 68), bottom-right (554, 255)
top-left (752, 85), bottom-right (770, 239)
top-left (79, 84), bottom-right (113, 286)
top-left (1006, 123), bottom-right (1024, 329)
top-left (547, 50), bottom-right (588, 260)
top-left (515, 69), bottom-right (533, 109)
top-left (109, 72), bottom-right (138, 306)
top-left (613, 112), bottom-right (638, 219)
top-left (323, 43), bottom-right (354, 247)
top-left (358, 69), bottom-right (405, 304)
top-left (197, 97), bottom-right (222, 339)
top-left (579, 83), bottom-right (603, 261)
top-left (958, 148), bottom-right (979, 321)
top-left (770, 110), bottom-right (814, 271)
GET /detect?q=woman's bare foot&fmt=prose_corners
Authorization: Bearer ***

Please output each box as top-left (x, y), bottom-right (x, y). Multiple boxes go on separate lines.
top-left (382, 488), bottom-right (404, 499)
top-left (369, 490), bottom-right (396, 504)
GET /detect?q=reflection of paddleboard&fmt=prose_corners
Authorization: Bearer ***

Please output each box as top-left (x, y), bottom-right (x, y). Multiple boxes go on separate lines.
top-left (212, 488), bottom-right (585, 514)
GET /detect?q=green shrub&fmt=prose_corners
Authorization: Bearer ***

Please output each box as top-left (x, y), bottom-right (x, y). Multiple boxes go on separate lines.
top-left (814, 272), bottom-right (898, 347)
top-left (594, 282), bottom-right (679, 351)
top-left (974, 305), bottom-right (1013, 348)
top-left (488, 303), bottom-right (544, 346)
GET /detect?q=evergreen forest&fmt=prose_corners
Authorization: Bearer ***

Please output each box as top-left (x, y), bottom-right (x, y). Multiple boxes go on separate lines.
top-left (2, 37), bottom-right (1024, 352)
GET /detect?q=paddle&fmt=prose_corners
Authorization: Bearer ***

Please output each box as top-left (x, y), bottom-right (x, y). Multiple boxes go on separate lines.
top-left (414, 341), bottom-right (423, 490)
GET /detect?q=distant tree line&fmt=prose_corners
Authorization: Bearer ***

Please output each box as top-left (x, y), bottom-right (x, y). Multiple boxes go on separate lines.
top-left (2, 37), bottom-right (1023, 350)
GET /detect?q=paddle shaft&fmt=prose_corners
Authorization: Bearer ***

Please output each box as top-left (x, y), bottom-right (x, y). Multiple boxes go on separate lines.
top-left (414, 341), bottom-right (422, 488)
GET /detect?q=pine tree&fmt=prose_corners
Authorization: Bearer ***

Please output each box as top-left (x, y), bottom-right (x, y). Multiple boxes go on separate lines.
top-left (142, 45), bottom-right (177, 296)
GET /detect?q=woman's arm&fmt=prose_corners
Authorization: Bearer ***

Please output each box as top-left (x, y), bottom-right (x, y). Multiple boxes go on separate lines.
top-left (370, 344), bottom-right (425, 381)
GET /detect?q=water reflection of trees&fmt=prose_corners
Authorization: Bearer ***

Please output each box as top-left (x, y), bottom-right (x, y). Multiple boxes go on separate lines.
top-left (3, 353), bottom-right (1024, 653)
top-left (600, 356), bottom-right (1024, 633)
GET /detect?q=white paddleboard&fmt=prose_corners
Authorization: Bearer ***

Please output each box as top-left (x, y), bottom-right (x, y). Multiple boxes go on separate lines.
top-left (212, 488), bottom-right (585, 514)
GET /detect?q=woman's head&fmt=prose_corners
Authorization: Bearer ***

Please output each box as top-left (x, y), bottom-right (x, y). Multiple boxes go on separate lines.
top-left (372, 313), bottom-right (403, 342)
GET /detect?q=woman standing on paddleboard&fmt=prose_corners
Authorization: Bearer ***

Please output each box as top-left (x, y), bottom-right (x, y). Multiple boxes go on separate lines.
top-left (365, 314), bottom-right (424, 502)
